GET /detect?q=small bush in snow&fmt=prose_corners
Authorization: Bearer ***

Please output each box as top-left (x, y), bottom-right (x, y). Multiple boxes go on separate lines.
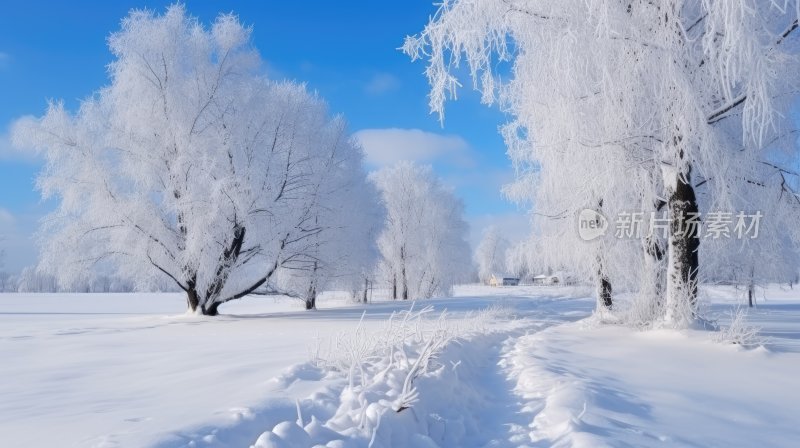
top-left (714, 307), bottom-right (763, 349)
top-left (305, 302), bottom-right (511, 445)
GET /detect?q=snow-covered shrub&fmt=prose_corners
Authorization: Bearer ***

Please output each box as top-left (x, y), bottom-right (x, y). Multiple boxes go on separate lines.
top-left (595, 283), bottom-right (715, 331)
top-left (285, 303), bottom-right (513, 446)
top-left (311, 305), bottom-right (453, 399)
top-left (714, 307), bottom-right (763, 349)
top-left (622, 294), bottom-right (663, 330)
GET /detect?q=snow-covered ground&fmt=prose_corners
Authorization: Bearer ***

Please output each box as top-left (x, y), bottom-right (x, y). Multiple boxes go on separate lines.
top-left (506, 287), bottom-right (800, 447)
top-left (1, 285), bottom-right (798, 447)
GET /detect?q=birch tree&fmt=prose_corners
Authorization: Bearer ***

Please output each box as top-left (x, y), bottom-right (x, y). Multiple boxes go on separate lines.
top-left (474, 225), bottom-right (510, 283)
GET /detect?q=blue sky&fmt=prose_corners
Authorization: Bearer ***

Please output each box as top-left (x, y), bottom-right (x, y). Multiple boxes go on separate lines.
top-left (0, 1), bottom-right (528, 272)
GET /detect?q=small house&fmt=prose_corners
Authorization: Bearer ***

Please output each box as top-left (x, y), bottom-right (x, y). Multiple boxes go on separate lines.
top-left (502, 277), bottom-right (520, 286)
top-left (489, 274), bottom-right (500, 287)
top-left (532, 274), bottom-right (560, 285)
top-left (489, 274), bottom-right (520, 287)
top-left (532, 275), bottom-right (548, 285)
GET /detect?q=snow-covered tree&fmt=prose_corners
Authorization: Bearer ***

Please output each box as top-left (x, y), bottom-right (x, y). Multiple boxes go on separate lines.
top-left (273, 161), bottom-right (383, 310)
top-left (505, 238), bottom-right (533, 280)
top-left (405, 0), bottom-right (800, 324)
top-left (0, 242), bottom-right (11, 292)
top-left (372, 162), bottom-right (471, 300)
top-left (16, 267), bottom-right (59, 293)
top-left (405, 0), bottom-right (654, 310)
top-left (702, 159), bottom-right (800, 307)
top-left (0, 239), bottom-right (4, 269)
top-left (13, 5), bottom-right (377, 315)
top-left (474, 225), bottom-right (510, 284)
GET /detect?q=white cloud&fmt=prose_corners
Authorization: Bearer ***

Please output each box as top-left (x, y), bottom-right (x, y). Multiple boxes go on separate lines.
top-left (364, 72), bottom-right (400, 95)
top-left (0, 117), bottom-right (41, 163)
top-left (355, 128), bottom-right (474, 168)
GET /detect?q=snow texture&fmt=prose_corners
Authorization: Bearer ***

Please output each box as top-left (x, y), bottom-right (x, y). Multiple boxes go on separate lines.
top-left (2, 285), bottom-right (798, 447)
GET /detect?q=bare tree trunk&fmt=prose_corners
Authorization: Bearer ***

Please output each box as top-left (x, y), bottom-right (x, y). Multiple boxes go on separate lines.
top-left (643, 235), bottom-right (665, 297)
top-left (665, 165), bottom-right (700, 322)
top-left (206, 301), bottom-right (221, 316)
top-left (186, 284), bottom-right (200, 313)
top-left (596, 255), bottom-right (613, 310)
top-left (184, 225), bottom-right (249, 316)
top-left (186, 274), bottom-right (206, 314)
top-left (402, 268), bottom-right (409, 300)
top-left (392, 273), bottom-right (398, 300)
top-left (305, 289), bottom-right (316, 310)
top-left (400, 246), bottom-right (409, 300)
top-left (362, 278), bottom-right (369, 304)
top-left (305, 261), bottom-right (318, 310)
top-left (594, 199), bottom-right (612, 310)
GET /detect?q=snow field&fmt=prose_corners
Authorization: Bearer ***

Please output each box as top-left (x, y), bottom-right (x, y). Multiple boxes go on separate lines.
top-left (2, 285), bottom-right (798, 447)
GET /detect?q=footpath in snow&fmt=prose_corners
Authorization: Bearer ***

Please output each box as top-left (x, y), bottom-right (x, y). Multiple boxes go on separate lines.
top-left (174, 288), bottom-right (594, 448)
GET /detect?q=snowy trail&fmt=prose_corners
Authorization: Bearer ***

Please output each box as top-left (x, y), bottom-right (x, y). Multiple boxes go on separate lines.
top-left (206, 291), bottom-right (597, 448)
top-left (450, 331), bottom-right (535, 447)
top-left (400, 300), bottom-right (595, 447)
top-left (400, 321), bottom-right (562, 447)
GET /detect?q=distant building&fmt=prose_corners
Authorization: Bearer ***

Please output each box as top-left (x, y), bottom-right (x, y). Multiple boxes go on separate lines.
top-left (489, 274), bottom-right (520, 287)
top-left (531, 275), bottom-right (548, 285)
top-left (489, 274), bottom-right (501, 287)
top-left (502, 277), bottom-right (520, 286)
top-left (532, 274), bottom-right (560, 285)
